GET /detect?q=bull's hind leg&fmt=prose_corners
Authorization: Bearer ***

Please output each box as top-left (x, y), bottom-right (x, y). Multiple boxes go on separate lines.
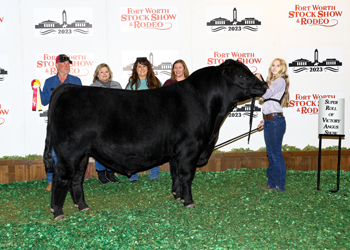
top-left (50, 160), bottom-right (75, 219)
top-left (68, 156), bottom-right (90, 212)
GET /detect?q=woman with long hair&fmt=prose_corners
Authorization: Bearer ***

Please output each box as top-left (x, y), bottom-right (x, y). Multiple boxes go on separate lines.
top-left (127, 57), bottom-right (161, 90)
top-left (125, 57), bottom-right (162, 183)
top-left (256, 58), bottom-right (290, 191)
top-left (164, 59), bottom-right (190, 86)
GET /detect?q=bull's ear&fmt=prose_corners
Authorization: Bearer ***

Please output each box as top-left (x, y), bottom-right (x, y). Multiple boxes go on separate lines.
top-left (224, 59), bottom-right (234, 65)
top-left (222, 59), bottom-right (234, 77)
top-left (222, 67), bottom-right (235, 83)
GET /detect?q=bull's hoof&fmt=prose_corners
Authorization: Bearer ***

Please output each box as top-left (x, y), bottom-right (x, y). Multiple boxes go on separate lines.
top-left (172, 192), bottom-right (176, 195)
top-left (186, 203), bottom-right (196, 208)
top-left (74, 204), bottom-right (79, 208)
top-left (50, 208), bottom-right (54, 213)
top-left (181, 199), bottom-right (185, 203)
top-left (175, 197), bottom-right (181, 201)
top-left (79, 207), bottom-right (90, 212)
top-left (54, 214), bottom-right (67, 220)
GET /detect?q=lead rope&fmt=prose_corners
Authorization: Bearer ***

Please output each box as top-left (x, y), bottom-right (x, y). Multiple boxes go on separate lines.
top-left (247, 97), bottom-right (256, 144)
top-left (214, 128), bottom-right (259, 150)
top-left (213, 97), bottom-right (258, 150)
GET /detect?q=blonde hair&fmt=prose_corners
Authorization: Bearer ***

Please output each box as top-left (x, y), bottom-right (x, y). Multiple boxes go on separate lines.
top-left (170, 60), bottom-right (190, 81)
top-left (93, 63), bottom-right (113, 82)
top-left (265, 58), bottom-right (290, 107)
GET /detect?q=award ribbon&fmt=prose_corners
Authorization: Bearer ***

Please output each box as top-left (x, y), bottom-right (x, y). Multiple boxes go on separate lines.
top-left (31, 79), bottom-right (42, 111)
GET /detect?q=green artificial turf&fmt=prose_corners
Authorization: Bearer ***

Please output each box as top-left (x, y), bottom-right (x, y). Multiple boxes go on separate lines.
top-left (0, 169), bottom-right (349, 249)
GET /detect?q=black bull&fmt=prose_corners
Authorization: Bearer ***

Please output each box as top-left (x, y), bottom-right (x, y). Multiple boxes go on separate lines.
top-left (44, 59), bottom-right (268, 219)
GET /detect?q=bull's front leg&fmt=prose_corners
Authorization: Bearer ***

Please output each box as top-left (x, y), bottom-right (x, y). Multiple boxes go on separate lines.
top-left (177, 157), bottom-right (197, 208)
top-left (169, 159), bottom-right (182, 201)
top-left (180, 166), bottom-right (196, 208)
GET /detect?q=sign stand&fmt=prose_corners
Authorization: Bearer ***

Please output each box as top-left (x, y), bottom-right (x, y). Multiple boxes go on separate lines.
top-left (317, 135), bottom-right (342, 192)
top-left (317, 98), bottom-right (345, 192)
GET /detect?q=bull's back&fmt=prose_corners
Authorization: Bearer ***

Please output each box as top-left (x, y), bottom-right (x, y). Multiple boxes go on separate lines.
top-left (49, 83), bottom-right (203, 147)
top-left (49, 82), bottom-right (217, 159)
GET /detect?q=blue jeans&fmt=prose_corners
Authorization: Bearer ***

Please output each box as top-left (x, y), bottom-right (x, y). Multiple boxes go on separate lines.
top-left (95, 160), bottom-right (112, 172)
top-left (264, 114), bottom-right (286, 191)
top-left (129, 166), bottom-right (159, 181)
top-left (46, 148), bottom-right (58, 184)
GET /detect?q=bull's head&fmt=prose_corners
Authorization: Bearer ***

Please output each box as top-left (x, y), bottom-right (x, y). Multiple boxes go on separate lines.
top-left (221, 59), bottom-right (268, 143)
top-left (222, 59), bottom-right (268, 100)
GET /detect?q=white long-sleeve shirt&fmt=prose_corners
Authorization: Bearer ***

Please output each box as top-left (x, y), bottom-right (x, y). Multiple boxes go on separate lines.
top-left (262, 77), bottom-right (286, 115)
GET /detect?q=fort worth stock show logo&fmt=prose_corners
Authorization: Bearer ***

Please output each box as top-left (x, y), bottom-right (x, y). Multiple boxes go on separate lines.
top-left (0, 54), bottom-right (8, 82)
top-left (289, 93), bottom-right (342, 116)
top-left (122, 50), bottom-right (178, 84)
top-left (206, 6), bottom-right (262, 33)
top-left (206, 50), bottom-right (263, 118)
top-left (0, 103), bottom-right (10, 126)
top-left (0, 11), bottom-right (5, 35)
top-left (0, 66), bottom-right (7, 82)
top-left (36, 53), bottom-right (94, 79)
top-left (34, 8), bottom-right (93, 36)
top-left (288, 48), bottom-right (342, 74)
top-left (35, 53), bottom-right (94, 122)
top-left (288, 4), bottom-right (343, 27)
top-left (120, 6), bottom-right (178, 31)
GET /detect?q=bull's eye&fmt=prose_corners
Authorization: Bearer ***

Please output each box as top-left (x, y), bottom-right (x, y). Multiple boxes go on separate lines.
top-left (239, 75), bottom-right (243, 78)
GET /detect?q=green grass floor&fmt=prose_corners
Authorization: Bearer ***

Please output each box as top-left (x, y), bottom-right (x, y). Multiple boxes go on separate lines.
top-left (0, 169), bottom-right (349, 249)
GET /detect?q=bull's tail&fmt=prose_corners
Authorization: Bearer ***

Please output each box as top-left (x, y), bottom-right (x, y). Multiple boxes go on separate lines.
top-left (43, 121), bottom-right (55, 174)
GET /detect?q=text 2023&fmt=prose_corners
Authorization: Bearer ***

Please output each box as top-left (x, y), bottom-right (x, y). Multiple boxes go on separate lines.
top-left (58, 29), bottom-right (72, 34)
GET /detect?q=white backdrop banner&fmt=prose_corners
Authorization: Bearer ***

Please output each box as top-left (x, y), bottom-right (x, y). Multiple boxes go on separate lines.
top-left (0, 0), bottom-right (349, 156)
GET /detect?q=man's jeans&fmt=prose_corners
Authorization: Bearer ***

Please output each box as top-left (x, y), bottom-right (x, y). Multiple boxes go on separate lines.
top-left (95, 160), bottom-right (112, 172)
top-left (46, 149), bottom-right (58, 184)
top-left (129, 166), bottom-right (160, 181)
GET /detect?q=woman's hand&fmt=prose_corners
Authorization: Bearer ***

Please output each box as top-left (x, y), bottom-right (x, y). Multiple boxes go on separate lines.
top-left (257, 120), bottom-right (264, 130)
top-left (255, 73), bottom-right (262, 81)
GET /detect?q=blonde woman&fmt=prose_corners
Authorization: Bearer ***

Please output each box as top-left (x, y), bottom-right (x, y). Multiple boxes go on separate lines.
top-left (91, 63), bottom-right (122, 89)
top-left (256, 58), bottom-right (290, 191)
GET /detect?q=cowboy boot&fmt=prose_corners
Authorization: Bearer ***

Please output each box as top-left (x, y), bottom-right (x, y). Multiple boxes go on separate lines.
top-left (106, 171), bottom-right (121, 183)
top-left (97, 171), bottom-right (110, 184)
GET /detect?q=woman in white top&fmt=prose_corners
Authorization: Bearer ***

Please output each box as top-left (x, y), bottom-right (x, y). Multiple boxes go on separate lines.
top-left (256, 58), bottom-right (290, 191)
